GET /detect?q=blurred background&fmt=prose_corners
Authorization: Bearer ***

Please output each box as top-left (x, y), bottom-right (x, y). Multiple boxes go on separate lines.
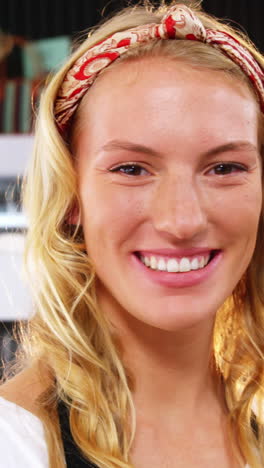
top-left (0, 0), bottom-right (263, 374)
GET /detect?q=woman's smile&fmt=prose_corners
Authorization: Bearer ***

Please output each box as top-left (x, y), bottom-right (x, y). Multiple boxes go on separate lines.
top-left (131, 249), bottom-right (222, 289)
top-left (136, 248), bottom-right (214, 271)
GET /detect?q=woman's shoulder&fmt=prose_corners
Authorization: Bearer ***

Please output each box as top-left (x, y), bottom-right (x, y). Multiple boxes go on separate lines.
top-left (0, 392), bottom-right (49, 467)
top-left (0, 361), bottom-right (51, 467)
top-left (0, 359), bottom-right (52, 415)
top-left (0, 394), bottom-right (46, 442)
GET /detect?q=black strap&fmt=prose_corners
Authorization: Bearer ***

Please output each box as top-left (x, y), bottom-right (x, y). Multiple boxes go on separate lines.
top-left (57, 400), bottom-right (100, 468)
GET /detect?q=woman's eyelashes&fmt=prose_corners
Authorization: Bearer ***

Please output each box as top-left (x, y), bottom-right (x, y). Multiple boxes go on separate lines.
top-left (207, 162), bottom-right (248, 176)
top-left (108, 162), bottom-right (248, 177)
top-left (109, 163), bottom-right (150, 176)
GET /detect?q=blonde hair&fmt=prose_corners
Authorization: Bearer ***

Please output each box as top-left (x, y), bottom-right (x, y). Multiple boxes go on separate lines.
top-left (22, 1), bottom-right (264, 467)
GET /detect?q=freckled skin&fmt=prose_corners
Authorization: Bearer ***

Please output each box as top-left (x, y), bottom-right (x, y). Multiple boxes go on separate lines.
top-left (75, 57), bottom-right (262, 336)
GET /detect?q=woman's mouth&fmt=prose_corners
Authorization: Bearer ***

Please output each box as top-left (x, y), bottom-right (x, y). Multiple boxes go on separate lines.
top-left (132, 250), bottom-right (221, 288)
top-left (136, 251), bottom-right (217, 273)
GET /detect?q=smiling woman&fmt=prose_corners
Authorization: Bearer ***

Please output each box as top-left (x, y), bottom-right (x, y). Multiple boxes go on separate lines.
top-left (73, 58), bottom-right (261, 331)
top-left (0, 1), bottom-right (263, 468)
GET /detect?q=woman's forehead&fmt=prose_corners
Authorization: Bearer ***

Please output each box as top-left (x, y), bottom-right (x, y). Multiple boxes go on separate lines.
top-left (73, 57), bottom-right (259, 149)
top-left (80, 55), bottom-right (257, 107)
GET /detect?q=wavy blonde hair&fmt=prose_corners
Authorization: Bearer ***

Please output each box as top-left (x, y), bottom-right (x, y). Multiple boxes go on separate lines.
top-left (21, 1), bottom-right (264, 467)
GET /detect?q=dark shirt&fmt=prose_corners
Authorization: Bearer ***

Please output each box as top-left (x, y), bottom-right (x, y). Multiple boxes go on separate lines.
top-left (57, 400), bottom-right (99, 468)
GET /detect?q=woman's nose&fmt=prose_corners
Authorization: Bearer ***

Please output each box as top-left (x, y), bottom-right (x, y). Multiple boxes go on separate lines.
top-left (150, 175), bottom-right (208, 241)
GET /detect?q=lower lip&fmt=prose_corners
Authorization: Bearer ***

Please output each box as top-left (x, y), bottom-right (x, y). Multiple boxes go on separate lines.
top-left (131, 251), bottom-right (222, 288)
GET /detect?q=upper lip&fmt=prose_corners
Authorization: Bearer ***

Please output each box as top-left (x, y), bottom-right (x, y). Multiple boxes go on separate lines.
top-left (135, 248), bottom-right (218, 257)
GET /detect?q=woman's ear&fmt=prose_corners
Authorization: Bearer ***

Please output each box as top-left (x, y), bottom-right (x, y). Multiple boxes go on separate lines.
top-left (67, 203), bottom-right (81, 225)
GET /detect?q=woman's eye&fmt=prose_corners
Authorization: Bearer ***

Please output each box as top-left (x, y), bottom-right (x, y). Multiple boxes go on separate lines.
top-left (109, 164), bottom-right (149, 176)
top-left (209, 163), bottom-right (247, 175)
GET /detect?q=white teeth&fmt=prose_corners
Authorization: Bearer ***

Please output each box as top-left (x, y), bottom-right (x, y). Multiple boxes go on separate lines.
top-left (150, 256), bottom-right (157, 269)
top-left (145, 256), bottom-right (150, 267)
top-left (157, 258), bottom-right (166, 271)
top-left (179, 258), bottom-right (191, 272)
top-left (191, 257), bottom-right (199, 270)
top-left (167, 259), bottom-right (179, 272)
top-left (139, 253), bottom-right (212, 273)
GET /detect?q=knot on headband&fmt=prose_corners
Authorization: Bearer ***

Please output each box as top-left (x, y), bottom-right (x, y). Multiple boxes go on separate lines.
top-left (160, 4), bottom-right (206, 40)
top-left (54, 4), bottom-right (264, 135)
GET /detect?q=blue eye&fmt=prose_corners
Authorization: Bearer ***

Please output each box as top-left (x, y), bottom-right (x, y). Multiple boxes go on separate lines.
top-left (210, 163), bottom-right (247, 175)
top-left (110, 164), bottom-right (149, 176)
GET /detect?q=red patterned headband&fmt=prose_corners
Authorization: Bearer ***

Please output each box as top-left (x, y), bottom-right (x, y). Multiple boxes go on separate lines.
top-left (54, 4), bottom-right (264, 135)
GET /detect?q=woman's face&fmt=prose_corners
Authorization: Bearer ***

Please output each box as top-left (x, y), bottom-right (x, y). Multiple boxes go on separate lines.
top-left (74, 57), bottom-right (262, 333)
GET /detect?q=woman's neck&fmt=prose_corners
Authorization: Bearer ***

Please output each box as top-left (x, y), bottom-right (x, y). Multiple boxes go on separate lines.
top-left (113, 312), bottom-right (225, 421)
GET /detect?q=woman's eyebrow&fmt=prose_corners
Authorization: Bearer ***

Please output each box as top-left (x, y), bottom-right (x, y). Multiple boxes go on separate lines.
top-left (98, 139), bottom-right (259, 159)
top-left (98, 139), bottom-right (161, 157)
top-left (202, 141), bottom-right (259, 158)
